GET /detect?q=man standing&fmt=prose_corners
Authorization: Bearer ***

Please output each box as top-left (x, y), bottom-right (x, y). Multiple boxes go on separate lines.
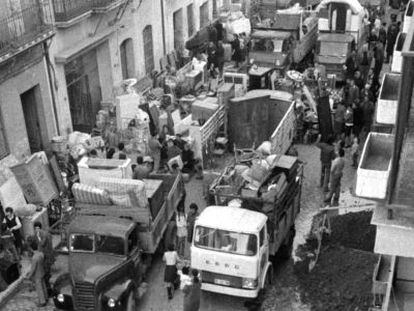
top-left (133, 156), bottom-right (151, 180)
top-left (378, 22), bottom-right (387, 47)
top-left (316, 135), bottom-right (336, 193)
top-left (33, 222), bottom-right (55, 295)
top-left (386, 15), bottom-right (399, 63)
top-left (373, 40), bottom-right (384, 89)
top-left (325, 149), bottom-right (345, 206)
top-left (361, 95), bottom-right (375, 135)
top-left (345, 50), bottom-right (358, 80)
top-left (346, 79), bottom-right (360, 107)
top-left (333, 101), bottom-right (346, 139)
top-left (25, 240), bottom-right (48, 307)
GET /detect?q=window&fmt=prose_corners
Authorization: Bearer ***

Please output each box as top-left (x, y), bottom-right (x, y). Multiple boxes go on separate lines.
top-left (120, 38), bottom-right (135, 79)
top-left (0, 111), bottom-right (9, 160)
top-left (199, 2), bottom-right (209, 28)
top-left (70, 234), bottom-right (94, 252)
top-left (194, 226), bottom-right (258, 256)
top-left (143, 25), bottom-right (154, 75)
top-left (212, 0), bottom-right (218, 19)
top-left (259, 227), bottom-right (266, 247)
top-left (96, 235), bottom-right (125, 256)
top-left (128, 227), bottom-right (138, 253)
top-left (187, 4), bottom-right (195, 37)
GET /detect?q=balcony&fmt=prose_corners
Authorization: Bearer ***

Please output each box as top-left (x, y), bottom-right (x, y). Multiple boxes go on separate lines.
top-left (52, 0), bottom-right (125, 24)
top-left (0, 1), bottom-right (54, 62)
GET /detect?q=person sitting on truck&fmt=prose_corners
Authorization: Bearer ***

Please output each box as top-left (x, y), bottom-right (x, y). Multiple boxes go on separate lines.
top-left (133, 156), bottom-right (151, 180)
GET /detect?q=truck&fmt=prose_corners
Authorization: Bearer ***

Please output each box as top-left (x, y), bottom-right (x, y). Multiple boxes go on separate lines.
top-left (192, 154), bottom-right (303, 298)
top-left (52, 173), bottom-right (185, 311)
top-left (315, 33), bottom-right (355, 81)
top-left (250, 6), bottom-right (318, 75)
top-left (315, 0), bottom-right (368, 80)
top-left (227, 89), bottom-right (296, 154)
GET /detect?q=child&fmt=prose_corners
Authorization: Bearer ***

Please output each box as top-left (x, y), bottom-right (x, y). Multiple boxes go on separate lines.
top-left (178, 266), bottom-right (192, 290)
top-left (351, 137), bottom-right (359, 168)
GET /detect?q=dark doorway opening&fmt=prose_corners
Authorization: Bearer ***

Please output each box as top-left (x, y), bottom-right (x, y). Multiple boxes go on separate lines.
top-left (20, 86), bottom-right (43, 153)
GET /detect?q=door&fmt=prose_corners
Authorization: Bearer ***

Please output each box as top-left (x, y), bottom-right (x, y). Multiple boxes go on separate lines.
top-left (20, 87), bottom-right (42, 153)
top-left (173, 9), bottom-right (184, 50)
top-left (120, 38), bottom-right (135, 79)
top-left (330, 3), bottom-right (347, 32)
top-left (65, 49), bottom-right (102, 133)
top-left (258, 227), bottom-right (269, 287)
top-left (143, 26), bottom-right (154, 75)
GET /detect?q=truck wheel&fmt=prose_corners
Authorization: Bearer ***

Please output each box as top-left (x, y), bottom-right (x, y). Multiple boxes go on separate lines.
top-left (126, 290), bottom-right (136, 311)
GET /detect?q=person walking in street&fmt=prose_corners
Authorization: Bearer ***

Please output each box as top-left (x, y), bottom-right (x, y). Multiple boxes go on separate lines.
top-left (351, 137), bottom-right (360, 168)
top-left (358, 41), bottom-right (371, 83)
top-left (187, 203), bottom-right (199, 244)
top-left (163, 244), bottom-right (180, 300)
top-left (333, 101), bottom-right (346, 139)
top-left (373, 40), bottom-right (384, 90)
top-left (33, 222), bottom-right (55, 295)
top-left (231, 34), bottom-right (243, 68)
top-left (345, 50), bottom-right (358, 80)
top-left (344, 103), bottom-right (354, 147)
top-left (361, 95), bottom-right (375, 136)
top-left (324, 149), bottom-right (346, 207)
top-left (25, 240), bottom-right (48, 307)
top-left (216, 41), bottom-right (225, 78)
top-left (3, 207), bottom-right (22, 255)
top-left (346, 79), bottom-right (360, 107)
top-left (183, 269), bottom-right (201, 311)
top-left (315, 135), bottom-right (336, 193)
top-left (378, 22), bottom-right (387, 47)
top-left (386, 16), bottom-right (400, 63)
top-left (176, 201), bottom-right (187, 258)
top-left (148, 134), bottom-right (162, 172)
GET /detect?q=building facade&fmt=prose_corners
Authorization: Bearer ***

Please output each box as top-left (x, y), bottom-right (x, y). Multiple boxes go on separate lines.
top-left (0, 0), bottom-right (57, 160)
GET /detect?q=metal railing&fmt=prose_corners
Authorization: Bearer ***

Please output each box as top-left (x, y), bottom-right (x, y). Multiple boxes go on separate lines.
top-left (0, 0), bottom-right (54, 57)
top-left (52, 0), bottom-right (121, 22)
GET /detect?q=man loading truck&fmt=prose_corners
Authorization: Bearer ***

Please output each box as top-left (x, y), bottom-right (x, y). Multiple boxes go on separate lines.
top-left (192, 154), bottom-right (303, 298)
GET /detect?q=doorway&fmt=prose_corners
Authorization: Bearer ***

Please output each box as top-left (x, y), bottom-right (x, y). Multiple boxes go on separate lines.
top-left (330, 3), bottom-right (347, 32)
top-left (173, 9), bottom-right (184, 50)
top-left (120, 38), bottom-right (135, 79)
top-left (20, 86), bottom-right (43, 153)
top-left (65, 49), bottom-right (102, 132)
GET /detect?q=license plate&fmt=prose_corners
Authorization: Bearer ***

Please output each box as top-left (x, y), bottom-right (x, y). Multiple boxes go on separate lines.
top-left (214, 279), bottom-right (230, 286)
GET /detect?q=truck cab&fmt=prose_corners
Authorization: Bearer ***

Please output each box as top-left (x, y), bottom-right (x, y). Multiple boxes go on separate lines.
top-left (53, 216), bottom-right (142, 311)
top-left (315, 33), bottom-right (355, 81)
top-left (191, 206), bottom-right (272, 298)
top-left (249, 29), bottom-right (292, 75)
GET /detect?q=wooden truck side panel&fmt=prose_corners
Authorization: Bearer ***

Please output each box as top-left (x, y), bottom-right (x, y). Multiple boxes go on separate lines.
top-left (76, 173), bottom-right (185, 254)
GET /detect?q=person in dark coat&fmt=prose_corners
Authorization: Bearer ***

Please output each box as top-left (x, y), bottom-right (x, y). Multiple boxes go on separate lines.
top-left (231, 34), bottom-right (243, 67)
top-left (373, 41), bottom-right (384, 88)
top-left (386, 18), bottom-right (400, 63)
top-left (216, 40), bottom-right (225, 77)
top-left (378, 22), bottom-right (387, 47)
top-left (345, 50), bottom-right (358, 80)
top-left (214, 21), bottom-right (224, 42)
top-left (183, 269), bottom-right (201, 311)
top-left (3, 207), bottom-right (22, 254)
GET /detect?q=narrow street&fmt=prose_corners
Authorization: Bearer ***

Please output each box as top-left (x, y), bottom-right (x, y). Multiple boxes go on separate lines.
top-left (3, 144), bottom-right (372, 311)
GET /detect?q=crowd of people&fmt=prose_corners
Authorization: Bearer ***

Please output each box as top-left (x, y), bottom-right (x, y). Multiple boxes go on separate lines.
top-left (0, 207), bottom-right (55, 307)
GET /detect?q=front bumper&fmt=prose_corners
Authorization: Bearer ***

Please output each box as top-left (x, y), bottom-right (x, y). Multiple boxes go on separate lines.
top-left (201, 282), bottom-right (259, 298)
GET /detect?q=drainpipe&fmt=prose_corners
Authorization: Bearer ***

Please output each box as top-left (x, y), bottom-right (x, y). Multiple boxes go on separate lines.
top-left (43, 40), bottom-right (61, 136)
top-left (160, 0), bottom-right (167, 55)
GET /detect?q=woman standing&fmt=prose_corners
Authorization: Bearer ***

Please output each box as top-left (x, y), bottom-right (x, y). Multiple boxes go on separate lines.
top-left (176, 202), bottom-right (188, 258)
top-left (163, 244), bottom-right (180, 300)
top-left (231, 34), bottom-right (243, 68)
top-left (183, 269), bottom-right (201, 311)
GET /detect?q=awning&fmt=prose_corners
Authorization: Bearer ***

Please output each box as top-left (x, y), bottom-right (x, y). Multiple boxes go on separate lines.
top-left (54, 27), bottom-right (115, 64)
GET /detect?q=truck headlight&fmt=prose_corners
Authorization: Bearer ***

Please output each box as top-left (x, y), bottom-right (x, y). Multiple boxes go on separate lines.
top-left (242, 278), bottom-right (258, 289)
top-left (107, 298), bottom-right (116, 308)
top-left (57, 293), bottom-right (65, 303)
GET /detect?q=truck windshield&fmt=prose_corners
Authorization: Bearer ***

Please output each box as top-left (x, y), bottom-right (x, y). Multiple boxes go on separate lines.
top-left (70, 234), bottom-right (94, 252)
top-left (251, 38), bottom-right (283, 53)
top-left (96, 235), bottom-right (125, 256)
top-left (194, 226), bottom-right (257, 256)
top-left (320, 42), bottom-right (347, 56)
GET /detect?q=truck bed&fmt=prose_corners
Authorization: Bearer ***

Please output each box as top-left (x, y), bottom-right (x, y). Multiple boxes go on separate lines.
top-left (76, 173), bottom-right (185, 254)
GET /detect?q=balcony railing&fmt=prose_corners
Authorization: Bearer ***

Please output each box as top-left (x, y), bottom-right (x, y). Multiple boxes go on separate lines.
top-left (0, 0), bottom-right (54, 58)
top-left (52, 0), bottom-right (122, 22)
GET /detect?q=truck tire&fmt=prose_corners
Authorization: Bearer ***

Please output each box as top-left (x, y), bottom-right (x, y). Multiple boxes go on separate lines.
top-left (126, 290), bottom-right (136, 311)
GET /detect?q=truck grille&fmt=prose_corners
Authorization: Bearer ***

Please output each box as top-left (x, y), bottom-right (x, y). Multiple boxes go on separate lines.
top-left (74, 281), bottom-right (95, 310)
top-left (201, 270), bottom-right (243, 288)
